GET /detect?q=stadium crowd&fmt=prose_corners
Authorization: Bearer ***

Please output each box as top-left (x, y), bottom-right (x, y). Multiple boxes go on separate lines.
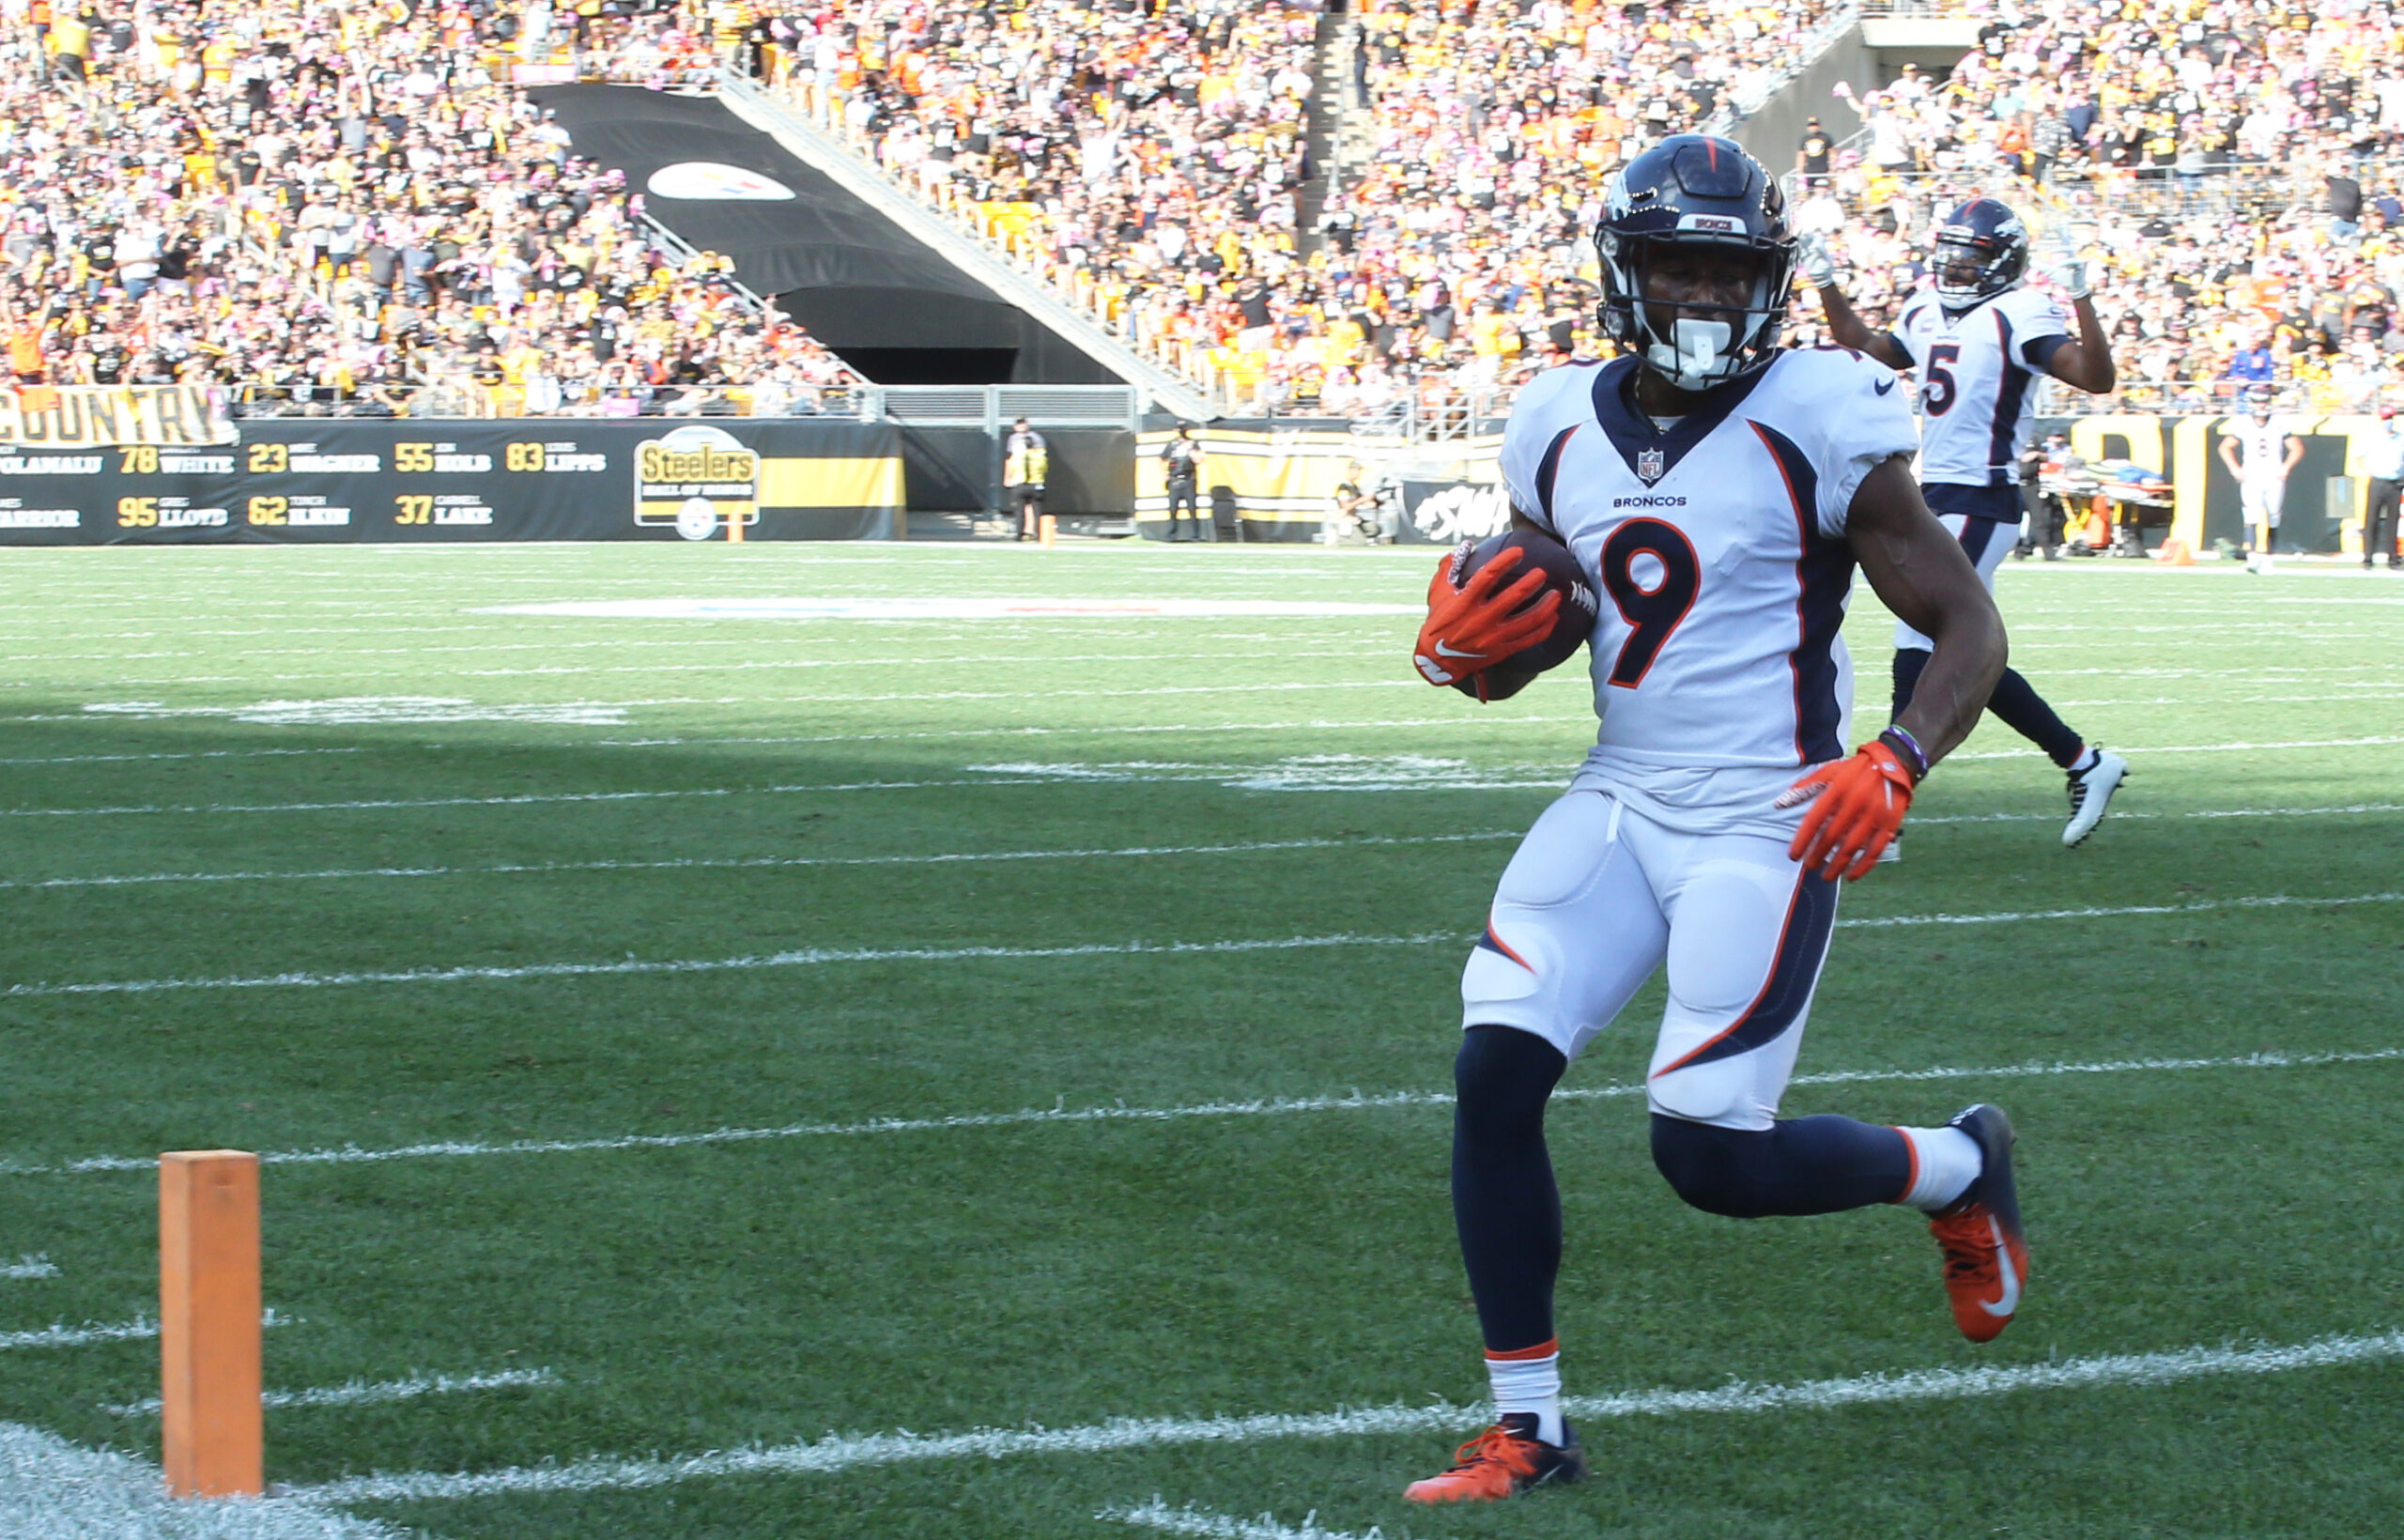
top-left (1787, 0), bottom-right (2404, 412)
top-left (0, 0), bottom-right (854, 418)
top-left (7, 0), bottom-right (2404, 420)
top-left (761, 0), bottom-right (1854, 414)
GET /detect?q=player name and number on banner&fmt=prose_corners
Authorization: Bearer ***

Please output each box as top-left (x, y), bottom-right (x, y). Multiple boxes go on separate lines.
top-left (0, 419), bottom-right (907, 543)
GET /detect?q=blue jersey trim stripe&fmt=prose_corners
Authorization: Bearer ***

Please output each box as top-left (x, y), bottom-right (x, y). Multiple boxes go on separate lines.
top-left (1651, 870), bottom-right (1840, 1074)
top-left (1749, 421), bottom-right (1853, 765)
top-left (1988, 308), bottom-right (2031, 488)
top-left (1533, 424), bottom-right (1579, 530)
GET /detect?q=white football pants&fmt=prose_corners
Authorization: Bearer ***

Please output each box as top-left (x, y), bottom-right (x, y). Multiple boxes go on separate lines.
top-left (1460, 791), bottom-right (1841, 1132)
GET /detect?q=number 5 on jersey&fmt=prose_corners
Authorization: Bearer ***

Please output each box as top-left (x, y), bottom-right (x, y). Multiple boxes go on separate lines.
top-left (1598, 519), bottom-right (1700, 687)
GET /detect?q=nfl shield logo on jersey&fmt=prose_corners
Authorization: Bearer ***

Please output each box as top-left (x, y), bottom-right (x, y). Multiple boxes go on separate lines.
top-left (1637, 448), bottom-right (1665, 484)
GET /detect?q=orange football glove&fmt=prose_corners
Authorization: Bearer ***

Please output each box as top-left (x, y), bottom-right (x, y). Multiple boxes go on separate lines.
top-left (1777, 738), bottom-right (1918, 881)
top-left (1412, 544), bottom-right (1562, 691)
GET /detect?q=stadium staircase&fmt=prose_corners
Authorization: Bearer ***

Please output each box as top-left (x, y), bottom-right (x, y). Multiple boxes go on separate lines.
top-left (712, 71), bottom-right (1216, 423)
top-left (1292, 3), bottom-right (1350, 256)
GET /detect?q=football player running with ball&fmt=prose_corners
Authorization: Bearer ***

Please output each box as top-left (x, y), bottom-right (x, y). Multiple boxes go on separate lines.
top-left (1403, 136), bottom-right (2020, 1505)
top-left (1803, 199), bottom-right (2129, 848)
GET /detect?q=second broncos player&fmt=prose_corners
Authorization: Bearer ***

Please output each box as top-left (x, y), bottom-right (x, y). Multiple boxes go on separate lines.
top-left (1805, 200), bottom-right (2130, 848)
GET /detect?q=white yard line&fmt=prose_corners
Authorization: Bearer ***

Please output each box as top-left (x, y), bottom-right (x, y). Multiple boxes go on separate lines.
top-left (283, 1329), bottom-right (2404, 1504)
top-left (14, 1046), bottom-right (2396, 1178)
top-left (1, 1255), bottom-right (59, 1280)
top-left (9, 805), bottom-right (2391, 895)
top-left (0, 832), bottom-right (1525, 893)
top-left (0, 1420), bottom-right (406, 1540)
top-left (0, 748), bottom-right (364, 767)
top-left (7, 892), bottom-right (2396, 1002)
top-left (1104, 1499), bottom-right (1399, 1540)
top-left (0, 1312), bottom-right (289, 1349)
top-left (1949, 734), bottom-right (2404, 762)
top-left (0, 680), bottom-right (1421, 725)
top-left (5, 735), bottom-right (2397, 820)
top-left (101, 1367), bottom-right (560, 1419)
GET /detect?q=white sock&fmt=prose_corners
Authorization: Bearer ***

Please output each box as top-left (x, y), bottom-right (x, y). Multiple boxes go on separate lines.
top-left (1895, 1125), bottom-right (1983, 1212)
top-left (2069, 745), bottom-right (2100, 774)
top-left (1486, 1344), bottom-right (1564, 1446)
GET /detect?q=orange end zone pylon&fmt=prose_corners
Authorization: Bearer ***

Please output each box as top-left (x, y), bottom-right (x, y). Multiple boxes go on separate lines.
top-left (160, 1150), bottom-right (263, 1498)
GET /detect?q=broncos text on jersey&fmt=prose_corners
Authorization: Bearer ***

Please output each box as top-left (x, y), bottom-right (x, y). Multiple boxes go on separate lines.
top-left (1500, 347), bottom-right (1917, 781)
top-left (1891, 287), bottom-right (2071, 488)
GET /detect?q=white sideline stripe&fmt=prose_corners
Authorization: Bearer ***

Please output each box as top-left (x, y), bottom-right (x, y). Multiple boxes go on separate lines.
top-left (0, 748), bottom-right (363, 767)
top-left (1912, 802), bottom-right (2402, 828)
top-left (100, 1367), bottom-right (561, 1418)
top-left (591, 716), bottom-right (1594, 749)
top-left (1835, 891), bottom-right (2403, 929)
top-left (2, 1255), bottom-right (59, 1280)
top-left (1104, 1500), bottom-right (1395, 1540)
top-left (0, 1420), bottom-right (405, 1540)
top-left (0, 831), bottom-right (1525, 893)
top-left (0, 681), bottom-right (1418, 721)
top-left (7, 892), bottom-right (2397, 1002)
top-left (0, 777), bottom-right (1078, 819)
top-left (7, 733), bottom-right (2398, 819)
top-left (13, 804), bottom-right (2390, 893)
top-left (15, 1047), bottom-right (2396, 1178)
top-left (0, 932), bottom-right (1465, 1001)
top-left (0, 1311), bottom-right (288, 1350)
top-left (1949, 733), bottom-right (2404, 762)
top-left (283, 1330), bottom-right (2404, 1503)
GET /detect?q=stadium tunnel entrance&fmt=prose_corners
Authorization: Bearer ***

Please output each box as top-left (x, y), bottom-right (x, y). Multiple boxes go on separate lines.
top-left (531, 86), bottom-right (1124, 388)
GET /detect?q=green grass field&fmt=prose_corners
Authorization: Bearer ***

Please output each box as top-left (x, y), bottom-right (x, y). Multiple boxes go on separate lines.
top-left (1, 541), bottom-right (2399, 1540)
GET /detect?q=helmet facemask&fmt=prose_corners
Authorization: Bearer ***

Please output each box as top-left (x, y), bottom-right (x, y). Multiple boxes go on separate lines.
top-left (1932, 203), bottom-right (2029, 309)
top-left (1600, 232), bottom-right (1793, 393)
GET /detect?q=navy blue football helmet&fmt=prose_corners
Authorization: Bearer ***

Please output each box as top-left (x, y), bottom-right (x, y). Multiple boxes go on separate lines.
top-left (1595, 134), bottom-right (1795, 392)
top-left (1933, 197), bottom-right (2029, 309)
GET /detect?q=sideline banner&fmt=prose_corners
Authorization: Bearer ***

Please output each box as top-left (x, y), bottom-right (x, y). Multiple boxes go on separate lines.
top-left (0, 385), bottom-right (234, 447)
top-left (0, 418), bottom-right (905, 545)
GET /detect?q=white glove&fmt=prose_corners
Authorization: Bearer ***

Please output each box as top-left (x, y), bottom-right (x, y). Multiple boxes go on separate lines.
top-left (1796, 233), bottom-right (1839, 289)
top-left (2042, 236), bottom-right (2090, 301)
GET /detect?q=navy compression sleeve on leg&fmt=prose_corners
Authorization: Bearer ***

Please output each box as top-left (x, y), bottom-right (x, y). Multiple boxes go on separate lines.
top-left (1453, 1024), bottom-right (1568, 1353)
top-left (1650, 1113), bottom-right (1912, 1218)
top-left (1889, 646), bottom-right (1930, 722)
top-left (1984, 667), bottom-right (2086, 767)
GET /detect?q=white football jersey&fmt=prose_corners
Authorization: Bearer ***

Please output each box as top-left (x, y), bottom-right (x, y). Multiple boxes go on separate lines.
top-left (2221, 414), bottom-right (2297, 481)
top-left (1890, 286), bottom-right (2069, 487)
top-left (1500, 348), bottom-right (1917, 793)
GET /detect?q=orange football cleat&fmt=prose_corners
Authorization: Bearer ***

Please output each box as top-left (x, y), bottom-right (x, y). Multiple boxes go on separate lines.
top-left (1928, 1103), bottom-right (2027, 1343)
top-left (1403, 1413), bottom-right (1586, 1503)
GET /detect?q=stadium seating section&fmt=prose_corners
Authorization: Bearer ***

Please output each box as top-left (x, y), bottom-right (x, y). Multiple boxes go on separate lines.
top-left (4, 0), bottom-right (2398, 419)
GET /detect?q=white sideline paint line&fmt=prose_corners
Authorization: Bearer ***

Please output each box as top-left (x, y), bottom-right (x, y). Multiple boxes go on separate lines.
top-left (1834, 891), bottom-right (2403, 929)
top-left (16, 1047), bottom-right (2397, 1178)
top-left (283, 1330), bottom-right (2404, 1503)
top-left (1104, 1499), bottom-right (1398, 1540)
top-left (0, 1420), bottom-right (407, 1540)
top-left (590, 716), bottom-right (1596, 750)
top-left (0, 831), bottom-right (1526, 894)
top-left (100, 1367), bottom-right (561, 1419)
top-left (0, 680), bottom-right (1419, 725)
top-left (10, 805), bottom-right (2392, 894)
top-left (8, 892), bottom-right (2397, 1003)
top-left (1949, 733), bottom-right (2404, 762)
top-left (0, 931), bottom-right (1466, 1001)
top-left (1912, 802), bottom-right (2403, 828)
top-left (0, 1311), bottom-right (289, 1350)
top-left (2, 1255), bottom-right (58, 1280)
top-left (0, 747), bottom-right (364, 767)
top-left (8, 733), bottom-right (2397, 819)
